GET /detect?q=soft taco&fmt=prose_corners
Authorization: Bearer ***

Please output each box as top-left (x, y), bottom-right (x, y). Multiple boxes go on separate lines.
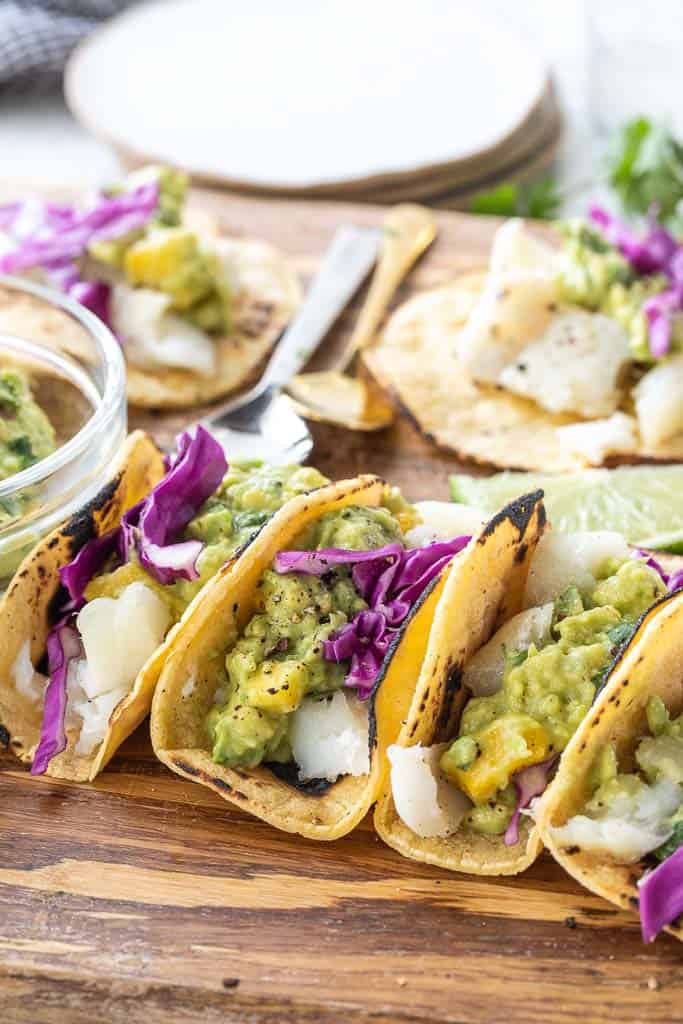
top-left (150, 484), bottom-right (534, 840)
top-left (0, 166), bottom-right (300, 409)
top-left (536, 584), bottom-right (683, 944)
top-left (0, 425), bottom-right (328, 780)
top-left (364, 212), bottom-right (683, 471)
top-left (375, 520), bottom-right (677, 875)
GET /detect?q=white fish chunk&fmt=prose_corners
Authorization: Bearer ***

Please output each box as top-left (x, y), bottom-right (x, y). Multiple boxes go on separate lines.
top-left (111, 282), bottom-right (217, 377)
top-left (463, 604), bottom-right (554, 697)
top-left (388, 743), bottom-right (471, 838)
top-left (12, 640), bottom-right (46, 703)
top-left (548, 778), bottom-right (680, 863)
top-left (290, 691), bottom-right (369, 782)
top-left (556, 412), bottom-right (638, 465)
top-left (489, 218), bottom-right (560, 276)
top-left (457, 272), bottom-right (559, 383)
top-left (405, 500), bottom-right (483, 548)
top-left (634, 354), bottom-right (683, 448)
top-left (523, 531), bottom-right (630, 608)
top-left (500, 310), bottom-right (631, 418)
top-left (76, 581), bottom-right (171, 700)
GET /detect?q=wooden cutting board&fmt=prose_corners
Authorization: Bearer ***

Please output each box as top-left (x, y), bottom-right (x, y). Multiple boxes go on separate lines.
top-left (1, 188), bottom-right (681, 1024)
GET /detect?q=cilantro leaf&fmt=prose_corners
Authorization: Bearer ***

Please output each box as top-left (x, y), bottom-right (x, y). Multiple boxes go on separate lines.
top-left (470, 177), bottom-right (562, 221)
top-left (606, 117), bottom-right (683, 226)
top-left (653, 820), bottom-right (683, 862)
top-left (607, 621), bottom-right (637, 648)
top-left (7, 435), bottom-right (34, 463)
top-left (470, 183), bottom-right (519, 217)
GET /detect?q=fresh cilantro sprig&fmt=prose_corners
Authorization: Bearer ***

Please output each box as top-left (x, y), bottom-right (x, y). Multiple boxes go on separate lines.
top-left (606, 118), bottom-right (683, 227)
top-left (653, 820), bottom-right (683, 862)
top-left (469, 117), bottom-right (683, 226)
top-left (469, 178), bottom-right (562, 220)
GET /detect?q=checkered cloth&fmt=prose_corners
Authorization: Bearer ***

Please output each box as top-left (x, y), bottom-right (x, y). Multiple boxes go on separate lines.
top-left (0, 1), bottom-right (137, 93)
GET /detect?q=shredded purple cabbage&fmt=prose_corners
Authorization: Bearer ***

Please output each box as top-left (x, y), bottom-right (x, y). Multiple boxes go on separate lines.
top-left (638, 846), bottom-right (683, 943)
top-left (30, 623), bottom-right (83, 776)
top-left (589, 205), bottom-right (683, 358)
top-left (119, 425), bottom-right (226, 584)
top-left (276, 536), bottom-right (470, 700)
top-left (668, 568), bottom-right (683, 592)
top-left (632, 548), bottom-right (683, 593)
top-left (59, 529), bottom-right (119, 608)
top-left (504, 755), bottom-right (558, 847)
top-left (0, 183), bottom-right (159, 330)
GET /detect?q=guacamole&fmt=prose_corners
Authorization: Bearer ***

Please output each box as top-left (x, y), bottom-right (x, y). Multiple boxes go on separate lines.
top-left (207, 502), bottom-right (406, 769)
top-left (88, 166), bottom-right (232, 333)
top-left (0, 368), bottom-right (56, 527)
top-left (176, 461), bottom-right (329, 605)
top-left (441, 557), bottom-right (666, 835)
top-left (582, 696), bottom-right (683, 861)
top-left (556, 220), bottom-right (668, 361)
top-left (86, 461), bottom-right (330, 613)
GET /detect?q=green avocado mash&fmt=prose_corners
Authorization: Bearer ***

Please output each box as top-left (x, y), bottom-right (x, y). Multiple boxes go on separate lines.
top-left (87, 166), bottom-right (232, 333)
top-left (582, 697), bottom-right (683, 861)
top-left (207, 502), bottom-right (407, 769)
top-left (441, 557), bottom-right (666, 835)
top-left (0, 368), bottom-right (56, 526)
top-left (556, 220), bottom-right (669, 361)
top-left (85, 461), bottom-right (329, 614)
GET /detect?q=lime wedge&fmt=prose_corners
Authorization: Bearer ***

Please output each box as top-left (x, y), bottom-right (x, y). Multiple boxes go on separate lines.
top-left (450, 467), bottom-right (683, 551)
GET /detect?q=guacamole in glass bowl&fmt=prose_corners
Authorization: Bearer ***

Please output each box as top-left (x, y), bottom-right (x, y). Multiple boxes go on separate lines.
top-left (0, 275), bottom-right (126, 589)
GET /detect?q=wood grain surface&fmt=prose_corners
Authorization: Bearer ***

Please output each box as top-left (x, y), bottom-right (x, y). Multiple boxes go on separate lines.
top-left (1, 188), bottom-right (681, 1024)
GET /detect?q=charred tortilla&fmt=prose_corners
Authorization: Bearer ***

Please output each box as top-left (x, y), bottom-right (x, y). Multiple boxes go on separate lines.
top-left (536, 590), bottom-right (683, 941)
top-left (363, 275), bottom-right (683, 471)
top-left (126, 237), bottom-right (301, 409)
top-left (374, 491), bottom-right (548, 875)
top-left (151, 475), bottom-right (470, 841)
top-left (0, 430), bottom-right (167, 781)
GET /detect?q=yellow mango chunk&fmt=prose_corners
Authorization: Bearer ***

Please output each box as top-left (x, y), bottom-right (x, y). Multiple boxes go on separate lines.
top-left (243, 660), bottom-right (307, 715)
top-left (84, 561), bottom-right (183, 619)
top-left (123, 227), bottom-right (213, 309)
top-left (443, 713), bottom-right (550, 804)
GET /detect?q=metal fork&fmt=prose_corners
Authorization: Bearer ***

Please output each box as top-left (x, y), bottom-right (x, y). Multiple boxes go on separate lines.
top-left (196, 225), bottom-right (380, 463)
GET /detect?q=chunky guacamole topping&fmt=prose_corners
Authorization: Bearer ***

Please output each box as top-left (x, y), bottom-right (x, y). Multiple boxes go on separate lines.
top-left (0, 368), bottom-right (56, 527)
top-left (85, 461), bottom-right (329, 614)
top-left (88, 166), bottom-right (232, 333)
top-left (556, 221), bottom-right (669, 361)
top-left (176, 461), bottom-right (329, 605)
top-left (584, 697), bottom-right (683, 861)
top-left (207, 503), bottom-right (405, 769)
top-left (441, 557), bottom-right (666, 835)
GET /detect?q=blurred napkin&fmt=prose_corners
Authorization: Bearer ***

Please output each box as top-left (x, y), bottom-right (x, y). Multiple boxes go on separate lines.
top-left (0, 0), bottom-right (137, 92)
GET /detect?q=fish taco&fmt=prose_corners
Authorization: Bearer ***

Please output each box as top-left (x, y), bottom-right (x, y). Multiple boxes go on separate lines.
top-left (375, 518), bottom-right (677, 875)
top-left (0, 166), bottom-right (301, 409)
top-left (365, 213), bottom-right (683, 470)
top-left (150, 483), bottom-right (515, 840)
top-left (0, 426), bottom-right (328, 780)
top-left (537, 584), bottom-right (683, 943)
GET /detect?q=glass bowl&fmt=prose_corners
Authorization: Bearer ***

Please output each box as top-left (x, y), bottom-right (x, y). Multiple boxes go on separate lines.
top-left (0, 274), bottom-right (126, 588)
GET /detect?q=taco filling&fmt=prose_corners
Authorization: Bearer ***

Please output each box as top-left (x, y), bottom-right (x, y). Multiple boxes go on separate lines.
top-left (548, 696), bottom-right (683, 942)
top-left (388, 531), bottom-right (669, 842)
top-left (204, 497), bottom-right (469, 784)
top-left (457, 210), bottom-right (683, 462)
top-left (27, 426), bottom-right (328, 774)
top-left (0, 168), bottom-right (300, 407)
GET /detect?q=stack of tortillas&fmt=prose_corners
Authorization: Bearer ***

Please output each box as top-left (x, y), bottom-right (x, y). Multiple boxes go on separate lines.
top-left (65, 0), bottom-right (560, 206)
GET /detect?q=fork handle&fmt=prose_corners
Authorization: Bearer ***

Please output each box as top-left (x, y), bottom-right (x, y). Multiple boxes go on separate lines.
top-left (261, 224), bottom-right (380, 391)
